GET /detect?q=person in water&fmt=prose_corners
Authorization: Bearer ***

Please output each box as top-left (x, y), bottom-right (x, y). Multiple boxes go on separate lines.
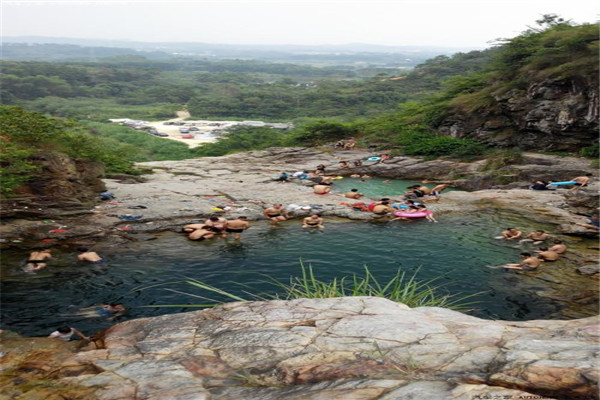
top-left (77, 247), bottom-right (104, 263)
top-left (502, 252), bottom-right (541, 271)
top-left (302, 214), bottom-right (324, 229)
top-left (520, 230), bottom-right (552, 245)
top-left (48, 326), bottom-right (89, 341)
top-left (344, 188), bottom-right (364, 199)
top-left (535, 246), bottom-right (560, 261)
top-left (500, 228), bottom-right (522, 241)
top-left (25, 248), bottom-right (52, 271)
top-left (264, 204), bottom-right (287, 225)
top-left (204, 215), bottom-right (227, 237)
top-left (223, 216), bottom-right (250, 240)
top-left (97, 303), bottom-right (126, 320)
top-left (183, 224), bottom-right (218, 241)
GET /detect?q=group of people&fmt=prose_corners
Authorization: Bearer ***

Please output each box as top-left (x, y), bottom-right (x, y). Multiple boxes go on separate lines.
top-left (530, 174), bottom-right (592, 191)
top-left (48, 302), bottom-right (126, 342)
top-left (334, 137), bottom-right (356, 150)
top-left (183, 215), bottom-right (250, 240)
top-left (497, 228), bottom-right (568, 271)
top-left (25, 247), bottom-right (104, 272)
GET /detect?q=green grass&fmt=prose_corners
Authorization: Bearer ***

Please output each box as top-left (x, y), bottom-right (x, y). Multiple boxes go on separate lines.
top-left (139, 263), bottom-right (479, 311)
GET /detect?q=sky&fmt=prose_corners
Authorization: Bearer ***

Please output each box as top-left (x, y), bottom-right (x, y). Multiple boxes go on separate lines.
top-left (2, 0), bottom-right (598, 49)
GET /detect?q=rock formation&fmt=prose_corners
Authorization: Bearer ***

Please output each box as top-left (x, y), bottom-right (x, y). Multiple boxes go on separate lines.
top-left (1, 298), bottom-right (598, 399)
top-left (435, 76), bottom-right (599, 152)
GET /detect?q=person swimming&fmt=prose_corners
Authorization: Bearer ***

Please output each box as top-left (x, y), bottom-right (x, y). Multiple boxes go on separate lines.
top-left (24, 248), bottom-right (52, 271)
top-left (77, 247), bottom-right (105, 263)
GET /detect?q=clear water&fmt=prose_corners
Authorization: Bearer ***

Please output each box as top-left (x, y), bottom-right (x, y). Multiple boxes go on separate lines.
top-left (0, 212), bottom-right (586, 338)
top-left (331, 177), bottom-right (457, 198)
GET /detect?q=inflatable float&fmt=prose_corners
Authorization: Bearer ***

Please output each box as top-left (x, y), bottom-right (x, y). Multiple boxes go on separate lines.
top-left (393, 211), bottom-right (432, 218)
top-left (547, 181), bottom-right (577, 186)
top-left (367, 157), bottom-right (381, 161)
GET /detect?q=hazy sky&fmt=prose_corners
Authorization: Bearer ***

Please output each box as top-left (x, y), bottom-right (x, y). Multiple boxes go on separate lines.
top-left (2, 0), bottom-right (598, 49)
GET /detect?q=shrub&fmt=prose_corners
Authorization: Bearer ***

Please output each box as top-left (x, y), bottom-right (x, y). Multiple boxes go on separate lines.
top-left (397, 131), bottom-right (485, 158)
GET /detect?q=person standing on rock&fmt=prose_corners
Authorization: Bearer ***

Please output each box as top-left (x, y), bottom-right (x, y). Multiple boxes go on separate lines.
top-left (264, 204), bottom-right (287, 225)
top-left (224, 216), bottom-right (250, 240)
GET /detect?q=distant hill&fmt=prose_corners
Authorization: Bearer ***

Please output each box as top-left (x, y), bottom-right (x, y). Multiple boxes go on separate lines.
top-left (2, 36), bottom-right (475, 67)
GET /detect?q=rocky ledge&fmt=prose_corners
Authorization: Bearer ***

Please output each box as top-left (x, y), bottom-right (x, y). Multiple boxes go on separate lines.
top-left (2, 297), bottom-right (598, 400)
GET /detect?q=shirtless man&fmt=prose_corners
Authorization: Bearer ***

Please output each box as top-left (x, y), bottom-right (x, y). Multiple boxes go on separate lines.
top-left (345, 188), bottom-right (364, 199)
top-left (224, 216), bottom-right (250, 240)
top-left (204, 215), bottom-right (227, 237)
top-left (569, 174), bottom-right (592, 191)
top-left (501, 228), bottom-right (522, 241)
top-left (264, 204), bottom-right (287, 225)
top-left (503, 252), bottom-right (541, 271)
top-left (77, 247), bottom-right (104, 263)
top-left (372, 201), bottom-right (393, 217)
top-left (428, 184), bottom-right (450, 201)
top-left (25, 248), bottom-right (52, 271)
top-left (302, 214), bottom-right (324, 229)
top-left (548, 240), bottom-right (567, 254)
top-left (535, 247), bottom-right (560, 261)
top-left (313, 184), bottom-right (332, 195)
top-left (520, 230), bottom-right (551, 245)
top-left (183, 224), bottom-right (217, 240)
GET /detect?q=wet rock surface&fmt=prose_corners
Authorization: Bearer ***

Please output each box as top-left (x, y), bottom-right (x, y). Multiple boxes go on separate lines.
top-left (2, 298), bottom-right (598, 399)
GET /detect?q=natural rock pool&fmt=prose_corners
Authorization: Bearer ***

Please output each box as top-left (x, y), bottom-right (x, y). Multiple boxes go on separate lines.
top-left (2, 210), bottom-right (597, 338)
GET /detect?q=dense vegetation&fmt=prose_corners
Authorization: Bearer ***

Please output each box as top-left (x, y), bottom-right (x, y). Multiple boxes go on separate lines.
top-left (1, 50), bottom-right (491, 120)
top-left (0, 106), bottom-right (195, 197)
top-left (1, 16), bottom-right (597, 197)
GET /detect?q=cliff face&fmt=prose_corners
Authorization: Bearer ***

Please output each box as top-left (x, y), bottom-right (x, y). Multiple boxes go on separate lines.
top-left (435, 76), bottom-right (599, 151)
top-left (11, 152), bottom-right (106, 210)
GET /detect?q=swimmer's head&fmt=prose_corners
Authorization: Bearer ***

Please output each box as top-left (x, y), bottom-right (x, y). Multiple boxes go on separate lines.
top-left (57, 326), bottom-right (71, 334)
top-left (520, 252), bottom-right (531, 257)
top-left (76, 247), bottom-right (89, 253)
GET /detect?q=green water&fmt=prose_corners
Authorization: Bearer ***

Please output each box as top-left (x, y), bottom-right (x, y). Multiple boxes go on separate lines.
top-left (331, 177), bottom-right (456, 198)
top-left (2, 210), bottom-right (593, 339)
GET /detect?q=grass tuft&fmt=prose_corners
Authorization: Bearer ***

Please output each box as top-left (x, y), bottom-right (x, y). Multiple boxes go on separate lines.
top-left (139, 262), bottom-right (479, 311)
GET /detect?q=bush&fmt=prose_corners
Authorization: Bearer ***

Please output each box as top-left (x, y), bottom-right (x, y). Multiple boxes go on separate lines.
top-left (284, 120), bottom-right (358, 146)
top-left (0, 106), bottom-right (140, 196)
top-left (580, 144), bottom-right (599, 159)
top-left (397, 131), bottom-right (485, 158)
top-left (193, 126), bottom-right (286, 157)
